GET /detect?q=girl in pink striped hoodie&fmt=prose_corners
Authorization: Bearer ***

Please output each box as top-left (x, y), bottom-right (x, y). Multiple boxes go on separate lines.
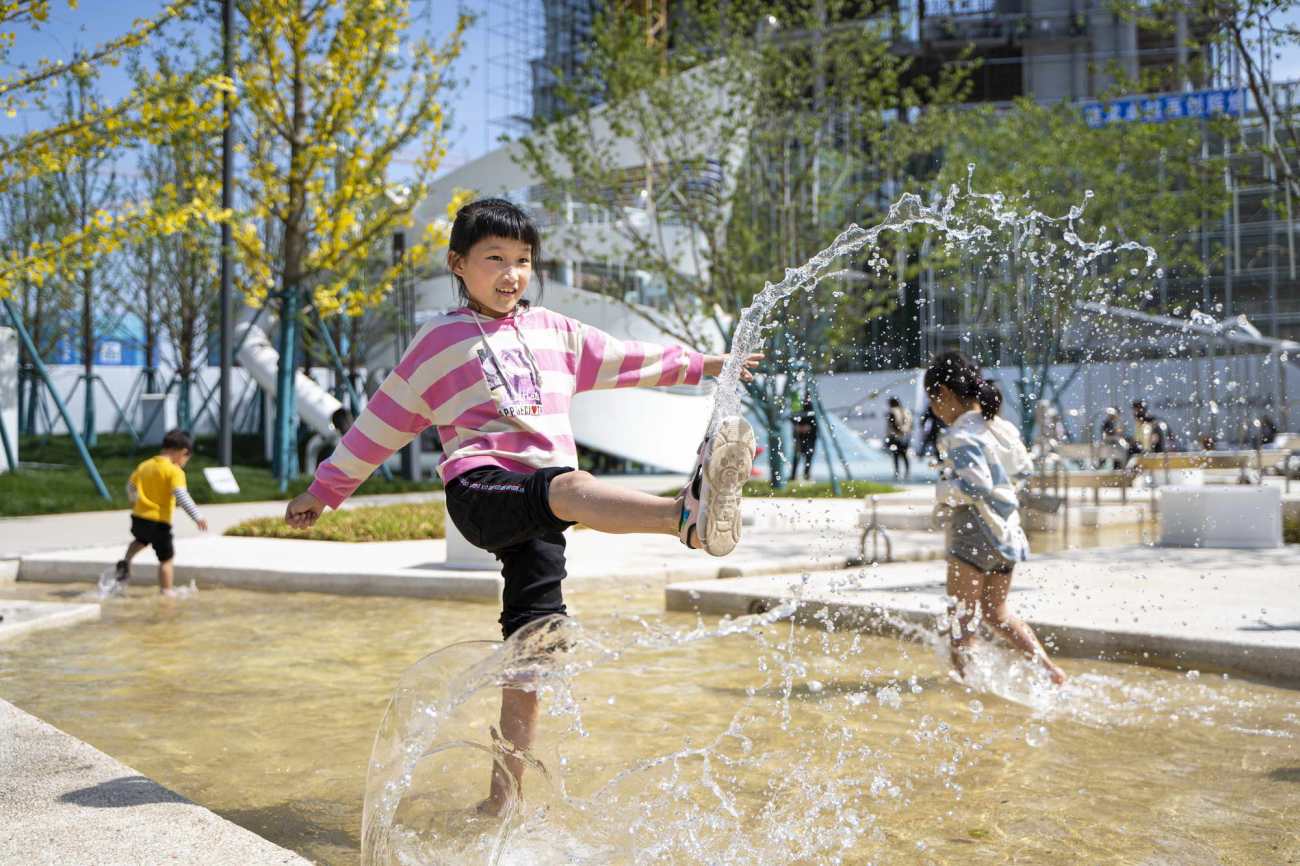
top-left (285, 198), bottom-right (758, 815)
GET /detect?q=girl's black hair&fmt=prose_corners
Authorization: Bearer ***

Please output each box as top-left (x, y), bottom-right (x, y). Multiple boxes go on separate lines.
top-left (447, 197), bottom-right (544, 308)
top-left (923, 350), bottom-right (1002, 420)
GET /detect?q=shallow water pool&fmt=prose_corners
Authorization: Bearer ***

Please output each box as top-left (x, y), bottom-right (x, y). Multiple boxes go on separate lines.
top-left (0, 568), bottom-right (1296, 865)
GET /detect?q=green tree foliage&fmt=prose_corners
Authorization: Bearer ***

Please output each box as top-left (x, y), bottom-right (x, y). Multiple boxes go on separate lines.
top-left (932, 97), bottom-right (1231, 432)
top-left (518, 0), bottom-right (970, 483)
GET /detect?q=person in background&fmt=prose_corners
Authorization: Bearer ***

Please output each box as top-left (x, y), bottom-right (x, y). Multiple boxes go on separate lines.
top-left (1253, 415), bottom-right (1279, 448)
top-left (885, 396), bottom-right (913, 481)
top-left (1098, 407), bottom-right (1128, 470)
top-left (919, 405), bottom-right (945, 458)
top-left (790, 393), bottom-right (818, 483)
top-left (1131, 400), bottom-right (1169, 455)
top-left (115, 429), bottom-right (209, 595)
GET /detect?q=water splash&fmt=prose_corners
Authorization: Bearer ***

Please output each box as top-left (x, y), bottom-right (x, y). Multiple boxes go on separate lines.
top-left (362, 179), bottom-right (1175, 865)
top-left (710, 171), bottom-right (1155, 430)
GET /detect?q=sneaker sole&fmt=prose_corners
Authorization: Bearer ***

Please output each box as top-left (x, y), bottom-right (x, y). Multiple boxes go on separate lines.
top-left (698, 417), bottom-right (756, 556)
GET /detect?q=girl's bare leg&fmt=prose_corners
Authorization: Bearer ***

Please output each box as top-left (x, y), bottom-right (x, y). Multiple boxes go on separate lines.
top-left (945, 557), bottom-right (983, 678)
top-left (979, 569), bottom-right (1067, 685)
top-left (548, 470), bottom-right (680, 536)
top-left (479, 686), bottom-right (539, 817)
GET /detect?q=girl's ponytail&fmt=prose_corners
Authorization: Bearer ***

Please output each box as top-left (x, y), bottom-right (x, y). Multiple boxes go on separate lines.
top-left (976, 378), bottom-right (1002, 420)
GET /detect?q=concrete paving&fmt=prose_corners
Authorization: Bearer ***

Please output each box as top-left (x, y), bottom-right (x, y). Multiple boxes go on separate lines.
top-left (0, 489), bottom-right (447, 559)
top-left (0, 699), bottom-right (312, 866)
top-left (15, 524), bottom-right (944, 601)
top-left (0, 473), bottom-right (692, 560)
top-left (0, 599), bottom-right (100, 643)
top-left (666, 544), bottom-right (1300, 682)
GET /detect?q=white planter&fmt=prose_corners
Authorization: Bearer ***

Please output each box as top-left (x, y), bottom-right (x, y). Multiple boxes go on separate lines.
top-left (1158, 485), bottom-right (1282, 549)
top-left (443, 516), bottom-right (501, 570)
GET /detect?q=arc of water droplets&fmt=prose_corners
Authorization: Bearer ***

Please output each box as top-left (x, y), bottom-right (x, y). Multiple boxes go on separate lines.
top-left (710, 171), bottom-right (1158, 431)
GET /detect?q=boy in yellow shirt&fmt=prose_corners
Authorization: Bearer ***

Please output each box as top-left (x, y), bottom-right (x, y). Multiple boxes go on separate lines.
top-left (115, 429), bottom-right (208, 595)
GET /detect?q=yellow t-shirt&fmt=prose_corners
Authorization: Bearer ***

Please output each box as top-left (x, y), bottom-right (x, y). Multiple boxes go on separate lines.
top-left (129, 455), bottom-right (187, 525)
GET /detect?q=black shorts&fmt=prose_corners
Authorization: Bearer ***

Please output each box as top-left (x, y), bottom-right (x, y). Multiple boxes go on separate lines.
top-left (443, 466), bottom-right (577, 639)
top-left (130, 515), bottom-right (175, 563)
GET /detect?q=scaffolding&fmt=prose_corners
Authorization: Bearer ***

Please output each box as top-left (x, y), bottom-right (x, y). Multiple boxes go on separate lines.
top-left (478, 0), bottom-right (545, 137)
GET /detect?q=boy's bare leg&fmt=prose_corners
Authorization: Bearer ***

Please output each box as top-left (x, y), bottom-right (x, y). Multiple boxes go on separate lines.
top-left (548, 470), bottom-right (680, 535)
top-left (980, 570), bottom-right (1067, 684)
top-left (946, 558), bottom-right (983, 677)
top-left (157, 560), bottom-right (175, 594)
top-left (479, 686), bottom-right (539, 817)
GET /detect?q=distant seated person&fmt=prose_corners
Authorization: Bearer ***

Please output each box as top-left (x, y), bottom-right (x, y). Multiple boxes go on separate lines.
top-left (1251, 415), bottom-right (1279, 448)
top-left (1130, 399), bottom-right (1169, 456)
top-left (1199, 433), bottom-right (1217, 452)
top-left (1098, 407), bottom-right (1128, 469)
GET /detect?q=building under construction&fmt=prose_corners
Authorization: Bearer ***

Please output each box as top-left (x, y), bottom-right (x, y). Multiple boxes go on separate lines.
top-left (479, 0), bottom-right (1298, 352)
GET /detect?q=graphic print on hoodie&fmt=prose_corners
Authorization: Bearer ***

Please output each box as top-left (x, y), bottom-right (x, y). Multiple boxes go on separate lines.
top-left (478, 346), bottom-right (543, 416)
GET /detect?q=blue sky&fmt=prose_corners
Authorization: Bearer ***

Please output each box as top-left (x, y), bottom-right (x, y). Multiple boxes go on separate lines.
top-left (7, 1), bottom-right (1300, 177)
top-left (3, 1), bottom-right (498, 177)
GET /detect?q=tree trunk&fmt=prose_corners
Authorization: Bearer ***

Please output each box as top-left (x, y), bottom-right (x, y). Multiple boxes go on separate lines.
top-left (81, 267), bottom-right (96, 447)
top-left (144, 254), bottom-right (158, 393)
top-left (177, 369), bottom-right (193, 432)
top-left (273, 32), bottom-right (307, 487)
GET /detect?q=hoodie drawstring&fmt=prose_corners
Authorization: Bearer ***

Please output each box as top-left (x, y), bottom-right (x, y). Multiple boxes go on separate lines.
top-left (469, 306), bottom-right (544, 403)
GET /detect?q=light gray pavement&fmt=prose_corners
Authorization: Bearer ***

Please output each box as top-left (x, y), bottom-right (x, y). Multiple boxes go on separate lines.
top-left (0, 600), bottom-right (99, 643)
top-left (10, 483), bottom-right (950, 600)
top-left (0, 699), bottom-right (312, 866)
top-left (15, 524), bottom-right (944, 601)
top-left (666, 543), bottom-right (1300, 681)
top-left (0, 473), bottom-right (690, 559)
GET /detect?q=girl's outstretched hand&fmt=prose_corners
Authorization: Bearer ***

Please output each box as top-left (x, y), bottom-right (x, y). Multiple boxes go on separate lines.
top-left (285, 491), bottom-right (325, 529)
top-left (705, 353), bottom-right (764, 383)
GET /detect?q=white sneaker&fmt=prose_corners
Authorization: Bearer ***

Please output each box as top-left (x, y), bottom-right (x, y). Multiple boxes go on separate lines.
top-left (677, 417), bottom-right (756, 556)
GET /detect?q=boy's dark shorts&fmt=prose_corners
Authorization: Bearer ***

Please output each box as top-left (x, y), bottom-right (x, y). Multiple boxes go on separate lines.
top-left (443, 466), bottom-right (577, 639)
top-left (130, 515), bottom-right (175, 563)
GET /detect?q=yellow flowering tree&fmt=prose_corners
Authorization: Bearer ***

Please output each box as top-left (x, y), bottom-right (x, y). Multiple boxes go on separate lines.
top-left (0, 1), bottom-right (230, 302)
top-left (231, 0), bottom-right (464, 482)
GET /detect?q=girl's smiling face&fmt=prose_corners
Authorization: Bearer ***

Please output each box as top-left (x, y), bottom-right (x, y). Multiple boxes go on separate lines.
top-left (449, 235), bottom-right (534, 318)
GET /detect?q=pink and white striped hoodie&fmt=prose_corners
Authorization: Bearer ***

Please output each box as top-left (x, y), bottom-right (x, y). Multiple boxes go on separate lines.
top-left (307, 305), bottom-right (706, 508)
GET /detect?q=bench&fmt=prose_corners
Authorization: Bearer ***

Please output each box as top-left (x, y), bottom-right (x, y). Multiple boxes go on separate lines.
top-left (1132, 449), bottom-right (1293, 486)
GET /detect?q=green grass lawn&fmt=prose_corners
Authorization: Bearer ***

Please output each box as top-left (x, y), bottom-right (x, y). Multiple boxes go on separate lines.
top-left (225, 501), bottom-right (445, 542)
top-left (742, 479), bottom-right (900, 498)
top-left (0, 433), bottom-right (435, 517)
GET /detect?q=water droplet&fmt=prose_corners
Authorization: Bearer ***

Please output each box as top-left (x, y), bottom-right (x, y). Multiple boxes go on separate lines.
top-left (1025, 725), bottom-right (1049, 747)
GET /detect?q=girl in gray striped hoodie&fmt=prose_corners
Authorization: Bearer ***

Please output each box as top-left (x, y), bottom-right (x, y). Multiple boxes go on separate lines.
top-left (925, 351), bottom-right (1066, 685)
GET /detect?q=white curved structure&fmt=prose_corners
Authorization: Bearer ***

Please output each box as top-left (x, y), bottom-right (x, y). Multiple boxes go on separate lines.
top-left (236, 324), bottom-right (343, 438)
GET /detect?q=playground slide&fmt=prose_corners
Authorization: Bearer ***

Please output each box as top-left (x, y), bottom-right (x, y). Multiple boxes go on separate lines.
top-left (236, 323), bottom-right (344, 437)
